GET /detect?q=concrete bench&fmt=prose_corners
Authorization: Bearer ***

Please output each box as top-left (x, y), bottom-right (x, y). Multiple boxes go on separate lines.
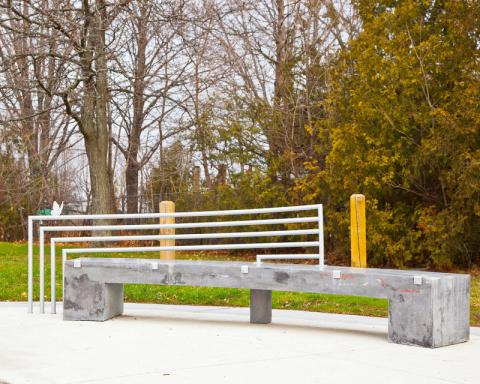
top-left (63, 258), bottom-right (470, 348)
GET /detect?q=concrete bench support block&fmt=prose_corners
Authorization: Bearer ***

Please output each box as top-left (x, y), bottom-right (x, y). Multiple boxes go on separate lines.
top-left (388, 276), bottom-right (470, 348)
top-left (63, 272), bottom-right (124, 321)
top-left (250, 289), bottom-right (272, 324)
top-left (62, 258), bottom-right (470, 347)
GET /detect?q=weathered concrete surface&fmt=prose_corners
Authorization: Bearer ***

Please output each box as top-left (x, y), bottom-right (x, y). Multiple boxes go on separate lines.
top-left (1, 302), bottom-right (480, 384)
top-left (388, 275), bottom-right (470, 347)
top-left (64, 272), bottom-right (123, 321)
top-left (63, 258), bottom-right (470, 347)
top-left (250, 289), bottom-right (272, 324)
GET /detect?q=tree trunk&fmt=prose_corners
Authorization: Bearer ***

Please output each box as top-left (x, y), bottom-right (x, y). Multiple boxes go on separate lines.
top-left (269, 0), bottom-right (295, 186)
top-left (124, 3), bottom-right (148, 213)
top-left (125, 161), bottom-right (140, 213)
top-left (85, 139), bottom-right (115, 213)
top-left (79, 0), bottom-right (115, 215)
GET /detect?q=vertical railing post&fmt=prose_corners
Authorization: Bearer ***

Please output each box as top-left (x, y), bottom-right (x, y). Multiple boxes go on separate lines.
top-left (318, 205), bottom-right (324, 266)
top-left (27, 217), bottom-right (33, 313)
top-left (51, 239), bottom-right (56, 314)
top-left (39, 229), bottom-right (45, 313)
top-left (160, 201), bottom-right (175, 260)
top-left (62, 249), bottom-right (67, 302)
top-left (350, 194), bottom-right (367, 267)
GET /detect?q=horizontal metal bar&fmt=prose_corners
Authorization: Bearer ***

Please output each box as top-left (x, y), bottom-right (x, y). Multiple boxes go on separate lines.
top-left (256, 254), bottom-right (321, 263)
top-left (30, 204), bottom-right (322, 221)
top-left (51, 229), bottom-right (318, 243)
top-left (41, 217), bottom-right (319, 232)
top-left (62, 241), bottom-right (320, 254)
top-left (257, 254), bottom-right (321, 260)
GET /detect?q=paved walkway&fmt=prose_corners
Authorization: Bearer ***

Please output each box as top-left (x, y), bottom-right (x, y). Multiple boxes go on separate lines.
top-left (1, 302), bottom-right (479, 384)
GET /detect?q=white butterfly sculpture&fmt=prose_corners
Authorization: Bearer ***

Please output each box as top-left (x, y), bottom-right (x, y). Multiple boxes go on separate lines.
top-left (51, 201), bottom-right (64, 216)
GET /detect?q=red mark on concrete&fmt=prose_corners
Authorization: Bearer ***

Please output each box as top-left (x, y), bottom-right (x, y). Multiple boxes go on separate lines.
top-left (398, 289), bottom-right (419, 293)
top-left (341, 274), bottom-right (355, 280)
top-left (377, 278), bottom-right (389, 288)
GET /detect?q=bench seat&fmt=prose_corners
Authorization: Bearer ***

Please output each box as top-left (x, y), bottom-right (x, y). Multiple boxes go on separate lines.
top-left (63, 258), bottom-right (470, 348)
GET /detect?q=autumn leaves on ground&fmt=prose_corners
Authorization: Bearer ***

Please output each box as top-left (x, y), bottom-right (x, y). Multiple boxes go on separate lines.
top-left (1, 242), bottom-right (478, 326)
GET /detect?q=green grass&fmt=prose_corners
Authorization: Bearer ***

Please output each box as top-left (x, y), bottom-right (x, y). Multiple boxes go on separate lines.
top-left (1, 241), bottom-right (478, 324)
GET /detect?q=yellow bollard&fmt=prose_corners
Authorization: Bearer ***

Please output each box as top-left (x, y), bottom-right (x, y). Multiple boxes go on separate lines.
top-left (350, 194), bottom-right (367, 267)
top-left (159, 201), bottom-right (175, 260)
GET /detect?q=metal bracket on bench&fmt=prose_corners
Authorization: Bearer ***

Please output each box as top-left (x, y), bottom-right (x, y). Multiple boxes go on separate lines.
top-left (413, 276), bottom-right (423, 285)
top-left (151, 262), bottom-right (159, 270)
top-left (332, 270), bottom-right (341, 279)
top-left (241, 265), bottom-right (249, 274)
top-left (73, 259), bottom-right (82, 268)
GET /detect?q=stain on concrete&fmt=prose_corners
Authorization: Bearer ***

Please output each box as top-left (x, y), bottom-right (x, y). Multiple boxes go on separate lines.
top-left (63, 299), bottom-right (83, 311)
top-left (274, 272), bottom-right (289, 284)
top-left (172, 272), bottom-right (185, 285)
top-left (161, 274), bottom-right (169, 284)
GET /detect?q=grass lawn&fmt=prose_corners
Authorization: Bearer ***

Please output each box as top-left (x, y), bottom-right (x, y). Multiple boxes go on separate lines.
top-left (1, 241), bottom-right (478, 325)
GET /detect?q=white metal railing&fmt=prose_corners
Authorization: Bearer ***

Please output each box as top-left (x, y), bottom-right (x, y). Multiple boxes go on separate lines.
top-left (27, 204), bottom-right (324, 314)
top-left (256, 254), bottom-right (322, 263)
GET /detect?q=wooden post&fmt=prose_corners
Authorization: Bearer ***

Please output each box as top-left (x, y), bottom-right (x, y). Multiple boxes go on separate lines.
top-left (159, 201), bottom-right (175, 260)
top-left (350, 194), bottom-right (367, 267)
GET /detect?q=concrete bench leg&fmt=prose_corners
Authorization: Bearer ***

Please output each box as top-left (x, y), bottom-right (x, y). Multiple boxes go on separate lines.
top-left (250, 289), bottom-right (272, 324)
top-left (63, 272), bottom-right (124, 321)
top-left (388, 276), bottom-right (470, 348)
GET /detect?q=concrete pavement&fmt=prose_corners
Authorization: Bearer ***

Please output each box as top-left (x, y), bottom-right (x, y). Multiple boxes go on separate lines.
top-left (0, 302), bottom-right (479, 384)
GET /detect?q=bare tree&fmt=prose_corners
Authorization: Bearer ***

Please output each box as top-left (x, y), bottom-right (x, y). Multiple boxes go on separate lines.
top-left (110, 0), bottom-right (189, 213)
top-left (1, 0), bottom-right (134, 214)
top-left (0, 0), bottom-right (359, 220)
top-left (214, 0), bottom-right (358, 184)
top-left (0, 0), bottom-right (78, 210)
